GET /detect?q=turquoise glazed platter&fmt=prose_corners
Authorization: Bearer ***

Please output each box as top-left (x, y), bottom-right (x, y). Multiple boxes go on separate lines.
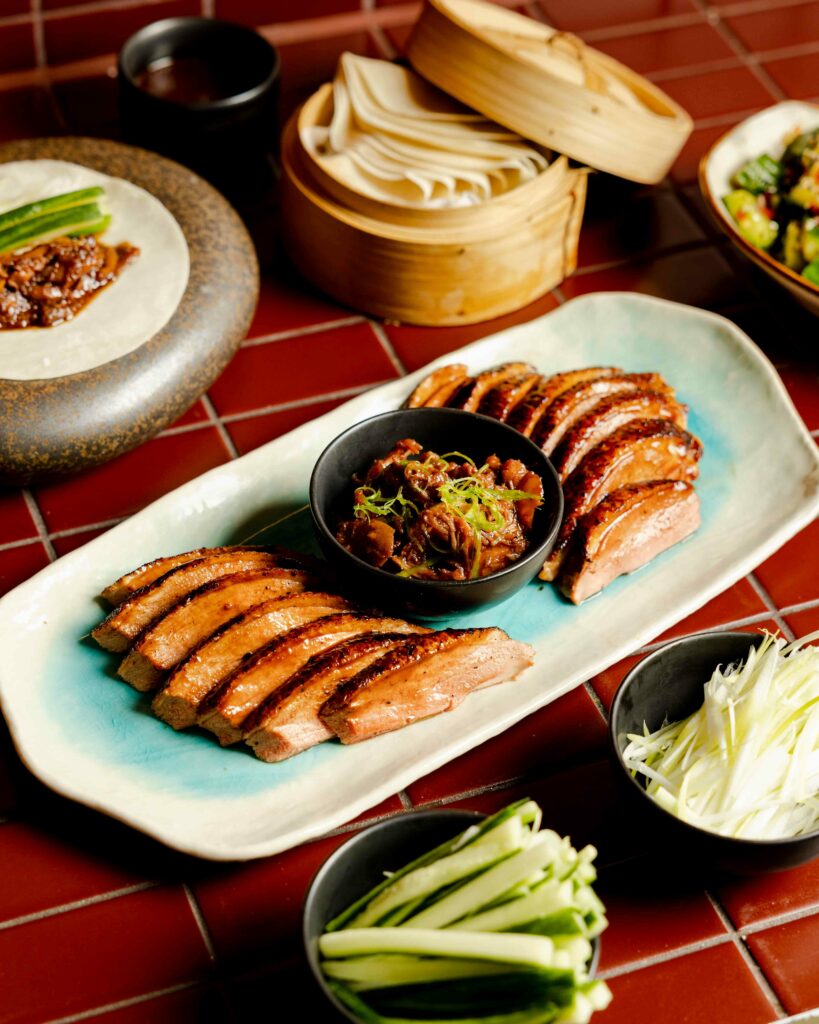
top-left (1, 293), bottom-right (818, 860)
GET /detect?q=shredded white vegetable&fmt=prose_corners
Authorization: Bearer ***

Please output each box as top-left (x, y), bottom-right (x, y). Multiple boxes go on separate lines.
top-left (623, 631), bottom-right (819, 840)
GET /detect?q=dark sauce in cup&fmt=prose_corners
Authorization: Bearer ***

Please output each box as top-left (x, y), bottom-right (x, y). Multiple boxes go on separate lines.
top-left (134, 55), bottom-right (230, 104)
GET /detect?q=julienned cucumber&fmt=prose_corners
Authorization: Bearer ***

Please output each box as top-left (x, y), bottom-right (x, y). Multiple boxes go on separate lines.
top-left (319, 799), bottom-right (612, 1023)
top-left (0, 202), bottom-right (106, 255)
top-left (0, 187), bottom-right (104, 233)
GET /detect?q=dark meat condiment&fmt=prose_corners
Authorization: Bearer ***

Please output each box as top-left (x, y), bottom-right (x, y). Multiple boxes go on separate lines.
top-left (134, 56), bottom-right (232, 104)
top-left (335, 439), bottom-right (544, 581)
top-left (0, 235), bottom-right (139, 329)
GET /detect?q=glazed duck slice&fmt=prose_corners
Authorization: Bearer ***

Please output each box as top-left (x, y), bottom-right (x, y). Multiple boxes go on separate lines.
top-left (551, 390), bottom-right (688, 481)
top-left (559, 481), bottom-right (701, 604)
top-left (478, 371), bottom-right (542, 422)
top-left (448, 362), bottom-right (536, 412)
top-left (320, 627), bottom-right (534, 744)
top-left (405, 364), bottom-right (468, 408)
top-left (118, 568), bottom-right (322, 692)
top-left (152, 591), bottom-right (354, 730)
top-left (91, 550), bottom-right (312, 653)
top-left (539, 419), bottom-right (703, 581)
top-left (100, 545), bottom-right (321, 606)
top-left (198, 613), bottom-right (424, 745)
top-left (533, 373), bottom-right (675, 456)
top-left (243, 633), bottom-right (416, 762)
top-left (506, 367), bottom-right (623, 437)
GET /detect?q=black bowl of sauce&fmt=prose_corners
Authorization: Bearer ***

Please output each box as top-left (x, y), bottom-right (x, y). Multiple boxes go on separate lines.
top-left (118, 17), bottom-right (279, 199)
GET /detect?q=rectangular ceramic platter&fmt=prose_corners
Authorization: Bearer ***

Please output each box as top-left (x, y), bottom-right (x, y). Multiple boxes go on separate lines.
top-left (2, 293), bottom-right (818, 860)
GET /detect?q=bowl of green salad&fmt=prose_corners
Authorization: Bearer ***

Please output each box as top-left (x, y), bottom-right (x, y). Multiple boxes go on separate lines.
top-left (699, 100), bottom-right (819, 315)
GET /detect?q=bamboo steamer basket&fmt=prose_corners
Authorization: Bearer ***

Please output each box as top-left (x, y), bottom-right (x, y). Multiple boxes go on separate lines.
top-left (281, 107), bottom-right (587, 326)
top-left (406, 0), bottom-right (693, 185)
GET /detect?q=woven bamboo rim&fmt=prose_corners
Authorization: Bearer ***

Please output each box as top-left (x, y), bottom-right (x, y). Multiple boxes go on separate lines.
top-left (406, 0), bottom-right (693, 184)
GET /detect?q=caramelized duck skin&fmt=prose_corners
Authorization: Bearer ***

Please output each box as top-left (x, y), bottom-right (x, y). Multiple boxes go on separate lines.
top-left (448, 362), bottom-right (536, 412)
top-left (405, 364), bottom-right (468, 408)
top-left (478, 372), bottom-right (542, 422)
top-left (320, 627), bottom-right (534, 744)
top-left (152, 591), bottom-right (355, 730)
top-left (539, 418), bottom-right (703, 581)
top-left (506, 367), bottom-right (623, 436)
top-left (559, 481), bottom-right (701, 603)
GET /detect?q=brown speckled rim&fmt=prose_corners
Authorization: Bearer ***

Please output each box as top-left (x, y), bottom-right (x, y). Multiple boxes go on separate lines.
top-left (0, 136), bottom-right (259, 485)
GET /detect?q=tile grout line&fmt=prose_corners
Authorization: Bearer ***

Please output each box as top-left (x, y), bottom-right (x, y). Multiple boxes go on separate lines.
top-left (218, 381), bottom-right (393, 424)
top-left (21, 488), bottom-right (56, 562)
top-left (0, 881), bottom-right (158, 932)
top-left (596, 932), bottom-right (734, 981)
top-left (397, 790), bottom-right (413, 809)
top-left (747, 572), bottom-right (795, 640)
top-left (633, 609), bottom-right (787, 656)
top-left (582, 681), bottom-right (609, 724)
top-left (702, 0), bottom-right (788, 102)
top-left (240, 315), bottom-right (365, 348)
top-left (43, 982), bottom-right (200, 1024)
top-left (181, 881), bottom-right (239, 1022)
top-left (201, 394), bottom-right (240, 460)
top-left (368, 319), bottom-right (408, 376)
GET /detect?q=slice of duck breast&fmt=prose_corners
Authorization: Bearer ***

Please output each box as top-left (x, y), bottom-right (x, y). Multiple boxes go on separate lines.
top-left (559, 481), bottom-right (701, 603)
top-left (478, 372), bottom-right (542, 422)
top-left (152, 591), bottom-right (354, 730)
top-left (533, 373), bottom-right (675, 456)
top-left (198, 613), bottom-right (425, 745)
top-left (405, 364), bottom-right (468, 408)
top-left (507, 367), bottom-right (623, 437)
top-left (100, 545), bottom-right (322, 606)
top-left (243, 633), bottom-right (415, 762)
top-left (92, 552), bottom-right (316, 653)
top-left (448, 363), bottom-right (536, 412)
top-left (118, 569), bottom-right (322, 691)
top-left (539, 419), bottom-right (703, 581)
top-left (320, 627), bottom-right (534, 744)
top-left (551, 390), bottom-right (688, 481)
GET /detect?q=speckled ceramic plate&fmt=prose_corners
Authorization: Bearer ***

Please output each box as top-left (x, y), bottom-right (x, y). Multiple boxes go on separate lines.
top-left (1, 293), bottom-right (817, 861)
top-left (0, 136), bottom-right (258, 484)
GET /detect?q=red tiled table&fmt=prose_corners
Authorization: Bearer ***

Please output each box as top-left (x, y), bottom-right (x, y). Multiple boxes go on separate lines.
top-left (2, 0), bottom-right (819, 1021)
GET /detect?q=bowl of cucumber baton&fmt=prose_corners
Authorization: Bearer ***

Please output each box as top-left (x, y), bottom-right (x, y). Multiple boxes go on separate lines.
top-left (303, 800), bottom-right (611, 1024)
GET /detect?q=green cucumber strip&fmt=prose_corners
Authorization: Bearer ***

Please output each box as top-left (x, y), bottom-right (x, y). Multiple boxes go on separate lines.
top-left (319, 928), bottom-right (556, 968)
top-left (0, 202), bottom-right (103, 254)
top-left (0, 187), bottom-right (104, 233)
top-left (552, 936), bottom-right (592, 967)
top-left (449, 880), bottom-right (573, 933)
top-left (323, 955), bottom-right (523, 989)
top-left (364, 972), bottom-right (574, 1018)
top-left (733, 154), bottom-right (782, 194)
top-left (403, 832), bottom-right (563, 930)
top-left (327, 800), bottom-right (537, 933)
top-left (554, 981), bottom-right (613, 1023)
top-left (330, 980), bottom-right (386, 1024)
top-left (67, 214), bottom-right (111, 238)
top-left (508, 908), bottom-right (586, 937)
top-left (349, 816), bottom-right (527, 930)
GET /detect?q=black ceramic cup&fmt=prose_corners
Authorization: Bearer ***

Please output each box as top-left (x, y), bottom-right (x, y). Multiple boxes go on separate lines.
top-left (309, 407), bottom-right (564, 619)
top-left (609, 630), bottom-right (819, 874)
top-left (118, 17), bottom-right (279, 198)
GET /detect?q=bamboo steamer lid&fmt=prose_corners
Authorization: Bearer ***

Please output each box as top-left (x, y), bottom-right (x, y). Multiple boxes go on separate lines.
top-left (406, 0), bottom-right (693, 185)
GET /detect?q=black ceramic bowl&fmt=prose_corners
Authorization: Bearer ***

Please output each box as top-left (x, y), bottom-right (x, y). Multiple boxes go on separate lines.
top-left (303, 810), bottom-right (601, 1023)
top-left (309, 408), bottom-right (563, 619)
top-left (610, 630), bottom-right (819, 874)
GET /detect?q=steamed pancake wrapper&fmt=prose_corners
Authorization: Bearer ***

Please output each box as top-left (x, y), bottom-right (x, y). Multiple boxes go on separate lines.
top-left (302, 53), bottom-right (549, 208)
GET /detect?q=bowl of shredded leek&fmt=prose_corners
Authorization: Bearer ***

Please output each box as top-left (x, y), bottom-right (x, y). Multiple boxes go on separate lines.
top-left (303, 801), bottom-right (611, 1024)
top-left (609, 629), bottom-right (819, 873)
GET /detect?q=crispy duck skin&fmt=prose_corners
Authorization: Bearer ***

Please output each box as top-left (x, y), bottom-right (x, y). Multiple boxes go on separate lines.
top-left (505, 367), bottom-right (623, 436)
top-left (533, 373), bottom-right (675, 456)
top-left (100, 545), bottom-right (322, 606)
top-left (478, 372), bottom-right (542, 422)
top-left (91, 551), bottom-right (310, 653)
top-left (539, 418), bottom-right (703, 581)
top-left (320, 628), bottom-right (534, 744)
top-left (243, 633), bottom-right (415, 762)
top-left (152, 591), bottom-right (354, 730)
top-left (559, 481), bottom-right (701, 604)
top-left (198, 613), bottom-right (425, 745)
top-left (551, 390), bottom-right (688, 481)
top-left (448, 362), bottom-right (536, 412)
top-left (118, 569), bottom-right (322, 692)
top-left (406, 364), bottom-right (468, 408)
top-left (425, 374), bottom-right (473, 408)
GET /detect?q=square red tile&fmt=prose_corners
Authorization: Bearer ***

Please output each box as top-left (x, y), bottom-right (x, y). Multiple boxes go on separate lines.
top-left (53, 72), bottom-right (120, 139)
top-left (578, 186), bottom-right (705, 269)
top-left (0, 821), bottom-right (148, 924)
top-left (598, 943), bottom-right (777, 1024)
top-left (561, 247), bottom-right (752, 311)
top-left (772, 361), bottom-right (819, 431)
top-left (208, 323), bottom-right (398, 417)
top-left (0, 86), bottom-right (61, 143)
top-left (43, 0), bottom-right (115, 9)
top-left (214, 0), bottom-right (358, 26)
top-left (649, 578), bottom-right (768, 645)
top-left (763, 52), bottom-right (819, 101)
top-left (538, 0), bottom-right (696, 32)
top-left (784, 603), bottom-right (819, 642)
top-left (226, 396), bottom-right (348, 456)
top-left (87, 984), bottom-right (231, 1023)
top-left (754, 519), bottom-right (819, 609)
top-left (746, 913), bottom-right (819, 1014)
top-left (595, 859), bottom-right (726, 971)
top-left (382, 290), bottom-right (561, 373)
top-left (276, 29), bottom-right (382, 119)
top-left (727, 3), bottom-right (819, 54)
top-left (660, 66), bottom-right (775, 122)
top-left (0, 490), bottom-right (36, 545)
top-left (670, 121), bottom-right (738, 185)
top-left (406, 686), bottom-right (607, 804)
top-left (0, 0), bottom-right (31, 14)
top-left (165, 399), bottom-right (211, 430)
top-left (43, 1), bottom-right (199, 65)
top-left (0, 886), bottom-right (212, 1024)
top-left (593, 21), bottom-right (734, 77)
top-left (34, 428), bottom-right (231, 534)
top-left (246, 270), bottom-right (354, 340)
top-left (0, 18), bottom-right (36, 72)
top-left (51, 526), bottom-right (110, 557)
top-left (0, 541), bottom-right (50, 598)
top-left (718, 858), bottom-right (819, 929)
